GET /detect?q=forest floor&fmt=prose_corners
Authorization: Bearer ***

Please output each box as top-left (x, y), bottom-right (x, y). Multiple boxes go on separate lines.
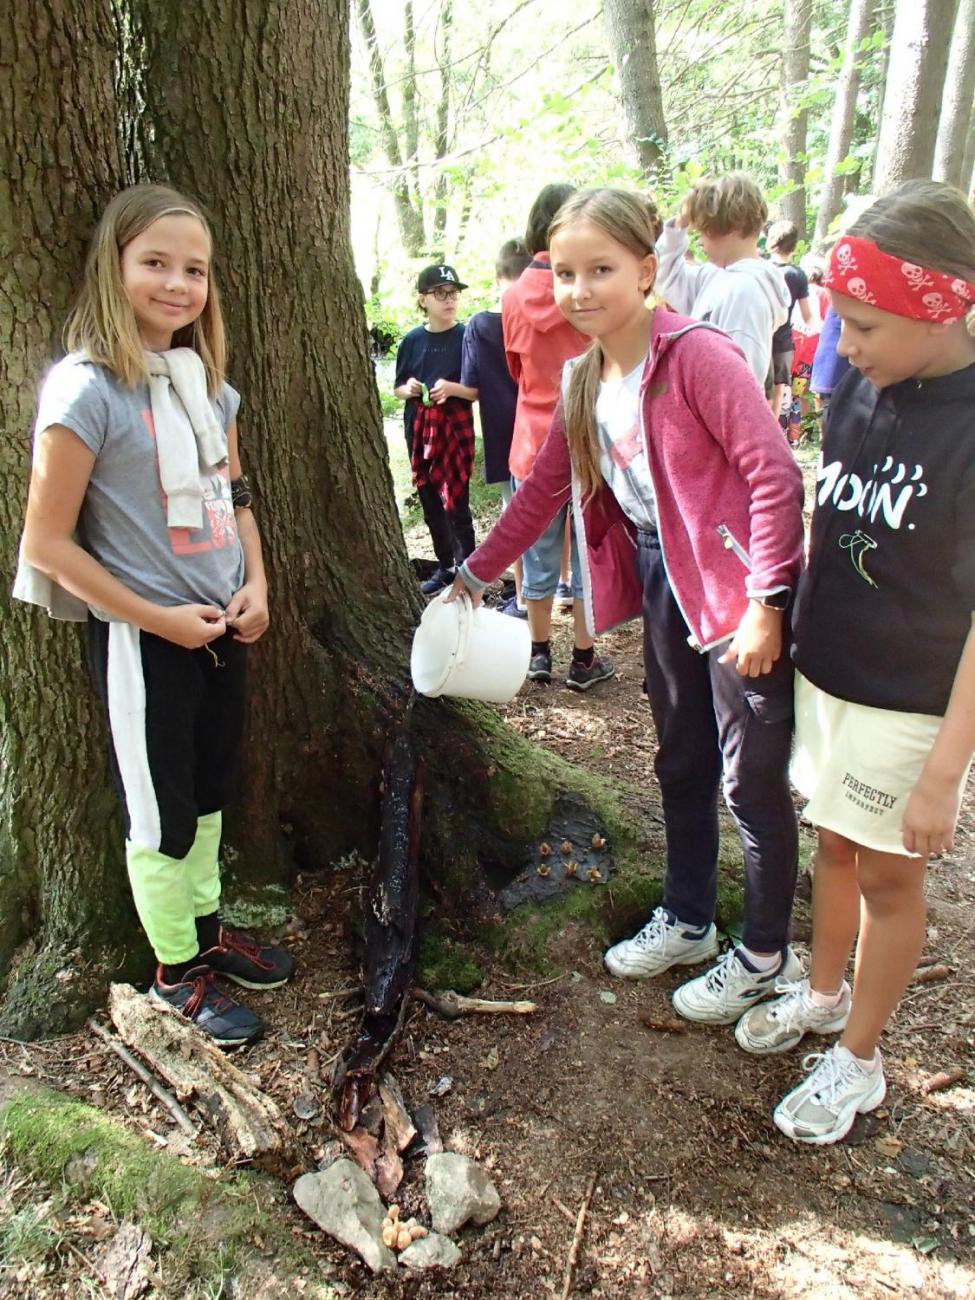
top-left (0, 432), bottom-right (972, 1298)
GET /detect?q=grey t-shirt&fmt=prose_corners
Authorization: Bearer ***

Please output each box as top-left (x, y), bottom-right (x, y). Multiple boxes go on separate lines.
top-left (35, 355), bottom-right (245, 611)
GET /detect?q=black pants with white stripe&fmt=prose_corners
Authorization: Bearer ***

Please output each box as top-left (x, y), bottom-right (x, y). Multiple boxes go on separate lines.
top-left (87, 619), bottom-right (247, 861)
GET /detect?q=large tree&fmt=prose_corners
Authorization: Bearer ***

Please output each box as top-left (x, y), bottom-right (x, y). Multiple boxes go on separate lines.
top-left (873, 0), bottom-right (959, 191)
top-left (933, 0), bottom-right (975, 188)
top-left (603, 0), bottom-right (669, 178)
top-left (1, 0), bottom-right (605, 1038)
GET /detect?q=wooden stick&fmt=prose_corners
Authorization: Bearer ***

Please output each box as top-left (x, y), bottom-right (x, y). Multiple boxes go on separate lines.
top-left (912, 964), bottom-right (951, 985)
top-left (640, 1015), bottom-right (688, 1034)
top-left (88, 1017), bottom-right (197, 1137)
top-left (921, 1066), bottom-right (966, 1095)
top-left (413, 988), bottom-right (537, 1019)
top-left (560, 1171), bottom-right (598, 1300)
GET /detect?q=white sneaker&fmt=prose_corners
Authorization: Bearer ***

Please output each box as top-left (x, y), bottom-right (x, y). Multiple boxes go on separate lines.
top-left (672, 947), bottom-right (802, 1024)
top-left (603, 907), bottom-right (719, 979)
top-left (735, 978), bottom-right (851, 1055)
top-left (773, 1044), bottom-right (886, 1145)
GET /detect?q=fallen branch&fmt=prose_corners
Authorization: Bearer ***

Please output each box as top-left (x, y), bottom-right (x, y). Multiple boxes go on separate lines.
top-left (921, 1066), bottom-right (966, 1095)
top-left (88, 1018), bottom-right (197, 1138)
top-left (413, 988), bottom-right (537, 1020)
top-left (108, 983), bottom-right (292, 1170)
top-left (912, 964), bottom-right (951, 985)
top-left (560, 1171), bottom-right (598, 1300)
top-left (640, 1015), bottom-right (689, 1035)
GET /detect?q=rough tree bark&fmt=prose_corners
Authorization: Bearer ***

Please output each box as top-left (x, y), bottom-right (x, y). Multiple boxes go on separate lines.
top-left (432, 0), bottom-right (454, 247)
top-left (933, 0), bottom-right (975, 187)
top-left (874, 0), bottom-right (959, 191)
top-left (603, 0), bottom-right (668, 178)
top-left (963, 107), bottom-right (975, 195)
top-left (777, 0), bottom-right (813, 237)
top-left (0, 0), bottom-right (148, 1037)
top-left (814, 0), bottom-right (875, 244)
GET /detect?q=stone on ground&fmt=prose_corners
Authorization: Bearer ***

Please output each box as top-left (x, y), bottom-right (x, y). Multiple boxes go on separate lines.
top-left (425, 1151), bottom-right (501, 1235)
top-left (399, 1232), bottom-right (462, 1271)
top-left (293, 1159), bottom-right (397, 1273)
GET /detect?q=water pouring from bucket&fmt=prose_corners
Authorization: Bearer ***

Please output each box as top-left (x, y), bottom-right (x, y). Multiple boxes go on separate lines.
top-left (411, 588), bottom-right (531, 702)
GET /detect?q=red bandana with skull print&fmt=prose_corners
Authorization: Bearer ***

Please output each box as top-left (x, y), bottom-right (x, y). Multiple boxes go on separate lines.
top-left (824, 235), bottom-right (975, 322)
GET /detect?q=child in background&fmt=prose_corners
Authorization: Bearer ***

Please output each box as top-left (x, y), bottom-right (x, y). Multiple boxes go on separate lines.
top-left (767, 220), bottom-right (814, 424)
top-left (460, 238), bottom-right (533, 617)
top-left (16, 184), bottom-right (294, 1046)
top-left (449, 189), bottom-right (805, 1025)
top-left (735, 181), bottom-right (975, 1144)
top-left (656, 173), bottom-right (790, 394)
top-left (503, 182), bottom-right (613, 688)
top-left (394, 265), bottom-right (477, 595)
top-left (786, 255), bottom-right (828, 445)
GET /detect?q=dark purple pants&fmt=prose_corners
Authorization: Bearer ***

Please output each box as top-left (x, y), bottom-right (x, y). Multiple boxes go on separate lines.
top-left (637, 531), bottom-right (798, 952)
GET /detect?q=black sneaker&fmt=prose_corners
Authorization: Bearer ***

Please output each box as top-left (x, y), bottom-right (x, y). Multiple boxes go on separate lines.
top-left (150, 965), bottom-right (263, 1047)
top-left (498, 595), bottom-right (528, 620)
top-left (199, 926), bottom-right (296, 990)
top-left (419, 566), bottom-right (455, 596)
top-left (527, 649), bottom-right (552, 683)
top-left (566, 654), bottom-right (615, 691)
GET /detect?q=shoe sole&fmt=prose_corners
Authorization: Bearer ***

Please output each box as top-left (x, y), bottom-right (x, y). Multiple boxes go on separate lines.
top-left (734, 1006), bottom-right (851, 1055)
top-left (148, 989), bottom-right (263, 1047)
top-left (565, 669), bottom-right (616, 692)
top-left (527, 670), bottom-right (552, 683)
top-left (773, 1072), bottom-right (887, 1145)
top-left (604, 933), bottom-right (720, 980)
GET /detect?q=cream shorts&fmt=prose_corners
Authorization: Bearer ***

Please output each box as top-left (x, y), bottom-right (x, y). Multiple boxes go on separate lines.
top-left (791, 672), bottom-right (965, 856)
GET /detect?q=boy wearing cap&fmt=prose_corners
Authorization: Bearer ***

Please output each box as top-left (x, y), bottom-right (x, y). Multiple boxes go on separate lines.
top-left (394, 265), bottom-right (478, 595)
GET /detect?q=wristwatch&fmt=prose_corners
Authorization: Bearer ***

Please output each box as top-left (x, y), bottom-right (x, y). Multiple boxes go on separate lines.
top-left (754, 590), bottom-right (790, 611)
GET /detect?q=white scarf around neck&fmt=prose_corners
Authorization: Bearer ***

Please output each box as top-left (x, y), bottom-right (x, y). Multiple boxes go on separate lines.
top-left (145, 347), bottom-right (227, 528)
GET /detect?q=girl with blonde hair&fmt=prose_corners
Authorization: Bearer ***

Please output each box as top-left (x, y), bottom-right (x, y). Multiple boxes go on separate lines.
top-left (447, 188), bottom-right (805, 1029)
top-left (16, 184), bottom-right (294, 1046)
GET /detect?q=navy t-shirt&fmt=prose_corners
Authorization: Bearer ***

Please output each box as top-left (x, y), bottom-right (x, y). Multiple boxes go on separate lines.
top-left (460, 310), bottom-right (517, 483)
top-left (772, 263), bottom-right (809, 355)
top-left (394, 323), bottom-right (466, 436)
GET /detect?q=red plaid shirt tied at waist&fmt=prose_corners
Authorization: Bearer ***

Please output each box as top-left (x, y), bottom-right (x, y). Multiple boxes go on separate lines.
top-left (410, 398), bottom-right (474, 511)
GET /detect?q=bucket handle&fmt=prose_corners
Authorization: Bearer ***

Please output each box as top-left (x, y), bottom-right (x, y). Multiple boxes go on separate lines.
top-left (439, 587), bottom-right (472, 670)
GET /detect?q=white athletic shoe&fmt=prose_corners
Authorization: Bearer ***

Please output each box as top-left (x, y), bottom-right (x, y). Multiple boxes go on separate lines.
top-left (603, 907), bottom-right (719, 979)
top-left (735, 978), bottom-right (852, 1055)
top-left (672, 946), bottom-right (803, 1024)
top-left (773, 1044), bottom-right (886, 1145)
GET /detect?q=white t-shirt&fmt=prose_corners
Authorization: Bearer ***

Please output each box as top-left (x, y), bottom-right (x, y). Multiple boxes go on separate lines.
top-left (596, 357), bottom-right (656, 531)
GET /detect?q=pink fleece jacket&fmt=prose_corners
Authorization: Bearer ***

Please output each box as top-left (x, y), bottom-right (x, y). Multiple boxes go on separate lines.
top-left (463, 309), bottom-right (804, 649)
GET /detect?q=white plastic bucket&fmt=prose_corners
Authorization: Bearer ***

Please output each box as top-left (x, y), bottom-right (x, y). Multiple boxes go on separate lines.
top-left (411, 590), bottom-right (531, 702)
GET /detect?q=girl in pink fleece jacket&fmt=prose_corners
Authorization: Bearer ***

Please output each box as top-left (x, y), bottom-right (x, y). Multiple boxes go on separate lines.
top-left (449, 188), bottom-right (805, 1032)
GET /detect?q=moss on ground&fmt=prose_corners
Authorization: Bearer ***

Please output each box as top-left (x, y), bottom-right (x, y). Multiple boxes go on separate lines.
top-left (418, 927), bottom-right (485, 993)
top-left (0, 1088), bottom-right (332, 1298)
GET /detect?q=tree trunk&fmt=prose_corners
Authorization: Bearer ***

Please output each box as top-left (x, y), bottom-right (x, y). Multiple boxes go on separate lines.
top-left (0, 0), bottom-right (148, 1038)
top-left (963, 105), bottom-right (975, 195)
top-left (933, 0), bottom-right (975, 186)
top-left (868, 0), bottom-right (896, 188)
top-left (777, 0), bottom-right (813, 237)
top-left (431, 0), bottom-right (454, 248)
top-left (353, 0), bottom-right (426, 257)
top-left (602, 0), bottom-right (669, 179)
top-left (814, 0), bottom-right (875, 244)
top-left (874, 0), bottom-right (959, 191)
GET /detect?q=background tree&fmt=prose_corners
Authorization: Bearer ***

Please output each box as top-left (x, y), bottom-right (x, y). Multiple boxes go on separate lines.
top-left (603, 0), bottom-right (669, 178)
top-left (0, 0), bottom-right (143, 1037)
top-left (874, 0), bottom-right (959, 191)
top-left (933, 0), bottom-right (975, 189)
top-left (777, 0), bottom-right (814, 236)
top-left (813, 0), bottom-right (875, 242)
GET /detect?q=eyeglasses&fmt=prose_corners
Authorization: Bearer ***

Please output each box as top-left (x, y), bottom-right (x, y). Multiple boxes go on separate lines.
top-left (427, 287), bottom-right (460, 301)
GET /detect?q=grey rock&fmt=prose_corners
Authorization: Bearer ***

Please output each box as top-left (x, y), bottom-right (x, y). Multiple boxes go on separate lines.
top-left (399, 1232), bottom-right (462, 1271)
top-left (293, 1159), bottom-right (397, 1273)
top-left (425, 1152), bottom-right (501, 1235)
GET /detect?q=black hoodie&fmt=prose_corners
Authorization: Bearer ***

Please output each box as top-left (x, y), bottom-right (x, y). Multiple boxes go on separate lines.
top-left (793, 362), bottom-right (975, 716)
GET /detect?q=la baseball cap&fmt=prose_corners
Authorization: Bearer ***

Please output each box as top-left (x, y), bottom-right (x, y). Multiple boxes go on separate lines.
top-left (417, 264), bottom-right (468, 293)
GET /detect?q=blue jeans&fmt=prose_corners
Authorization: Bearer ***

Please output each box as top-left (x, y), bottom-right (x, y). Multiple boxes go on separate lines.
top-left (512, 479), bottom-right (583, 601)
top-left (637, 531), bottom-right (798, 951)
